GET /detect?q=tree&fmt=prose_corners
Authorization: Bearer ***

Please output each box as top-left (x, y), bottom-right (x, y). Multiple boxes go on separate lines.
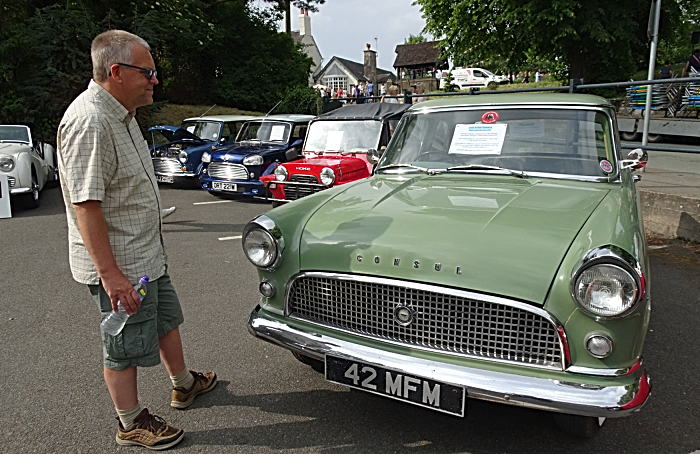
top-left (405, 34), bottom-right (427, 44)
top-left (415, 0), bottom-right (685, 83)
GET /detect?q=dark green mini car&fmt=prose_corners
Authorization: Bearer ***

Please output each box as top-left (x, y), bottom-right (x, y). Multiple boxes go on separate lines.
top-left (243, 93), bottom-right (651, 438)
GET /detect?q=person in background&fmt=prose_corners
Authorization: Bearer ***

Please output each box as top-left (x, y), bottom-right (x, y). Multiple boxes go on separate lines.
top-left (522, 72), bottom-right (530, 83)
top-left (56, 30), bottom-right (217, 451)
top-left (535, 69), bottom-right (542, 82)
top-left (682, 49), bottom-right (700, 77)
top-left (380, 85), bottom-right (401, 103)
top-left (367, 81), bottom-right (375, 100)
top-left (380, 83), bottom-right (386, 96)
top-left (659, 61), bottom-right (673, 79)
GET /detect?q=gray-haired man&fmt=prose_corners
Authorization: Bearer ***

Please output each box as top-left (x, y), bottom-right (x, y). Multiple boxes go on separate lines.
top-left (57, 30), bottom-right (216, 450)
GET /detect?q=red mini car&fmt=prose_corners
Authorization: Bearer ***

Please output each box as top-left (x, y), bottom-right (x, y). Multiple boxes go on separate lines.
top-left (259, 103), bottom-right (409, 206)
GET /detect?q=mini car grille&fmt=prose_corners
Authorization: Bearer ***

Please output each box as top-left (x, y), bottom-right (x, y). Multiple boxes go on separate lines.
top-left (208, 162), bottom-right (248, 181)
top-left (7, 176), bottom-right (15, 188)
top-left (152, 159), bottom-right (184, 175)
top-left (285, 175), bottom-right (324, 200)
top-left (287, 275), bottom-right (563, 369)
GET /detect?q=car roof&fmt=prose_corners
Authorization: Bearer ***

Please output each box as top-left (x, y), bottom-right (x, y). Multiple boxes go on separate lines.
top-left (316, 103), bottom-right (410, 121)
top-left (248, 114), bottom-right (315, 122)
top-left (411, 93), bottom-right (613, 111)
top-left (183, 115), bottom-right (258, 122)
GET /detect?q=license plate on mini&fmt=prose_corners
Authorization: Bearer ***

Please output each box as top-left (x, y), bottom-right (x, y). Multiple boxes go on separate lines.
top-left (325, 355), bottom-right (465, 417)
top-left (212, 182), bottom-right (237, 192)
top-left (156, 175), bottom-right (174, 183)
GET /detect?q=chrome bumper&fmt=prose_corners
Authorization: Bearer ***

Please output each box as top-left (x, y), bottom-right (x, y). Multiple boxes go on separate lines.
top-left (248, 306), bottom-right (651, 418)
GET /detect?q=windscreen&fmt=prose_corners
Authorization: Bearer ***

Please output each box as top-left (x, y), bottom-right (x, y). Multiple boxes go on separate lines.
top-left (304, 120), bottom-right (382, 153)
top-left (0, 125), bottom-right (30, 143)
top-left (380, 108), bottom-right (616, 177)
top-left (179, 121), bottom-right (221, 141)
top-left (238, 121), bottom-right (291, 143)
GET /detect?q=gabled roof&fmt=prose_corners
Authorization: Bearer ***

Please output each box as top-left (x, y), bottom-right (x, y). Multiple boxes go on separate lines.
top-left (314, 56), bottom-right (394, 83)
top-left (393, 41), bottom-right (448, 69)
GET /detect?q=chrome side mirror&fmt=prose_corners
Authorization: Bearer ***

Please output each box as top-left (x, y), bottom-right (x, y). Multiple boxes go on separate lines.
top-left (620, 148), bottom-right (648, 171)
top-left (366, 148), bottom-right (380, 164)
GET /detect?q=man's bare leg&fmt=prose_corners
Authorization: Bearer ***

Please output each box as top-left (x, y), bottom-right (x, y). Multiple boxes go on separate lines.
top-left (159, 326), bottom-right (186, 376)
top-left (104, 366), bottom-right (138, 410)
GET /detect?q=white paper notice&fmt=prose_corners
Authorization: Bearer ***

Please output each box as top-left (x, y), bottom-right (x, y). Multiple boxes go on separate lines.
top-left (449, 124), bottom-right (508, 155)
top-left (269, 124), bottom-right (287, 141)
top-left (186, 126), bottom-right (196, 134)
top-left (326, 131), bottom-right (343, 151)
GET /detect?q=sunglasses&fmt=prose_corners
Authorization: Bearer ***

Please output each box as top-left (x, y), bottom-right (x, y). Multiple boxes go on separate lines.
top-left (114, 62), bottom-right (157, 81)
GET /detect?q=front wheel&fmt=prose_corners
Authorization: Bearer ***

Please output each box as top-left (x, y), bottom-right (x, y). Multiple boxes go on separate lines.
top-left (20, 171), bottom-right (40, 209)
top-left (620, 131), bottom-right (639, 141)
top-left (553, 414), bottom-right (606, 438)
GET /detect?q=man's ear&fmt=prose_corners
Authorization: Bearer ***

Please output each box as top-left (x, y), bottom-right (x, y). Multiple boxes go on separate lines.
top-left (109, 64), bottom-right (123, 83)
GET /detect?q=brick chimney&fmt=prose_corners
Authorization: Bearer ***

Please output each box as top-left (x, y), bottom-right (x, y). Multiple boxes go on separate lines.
top-left (364, 43), bottom-right (377, 87)
top-left (299, 8), bottom-right (311, 36)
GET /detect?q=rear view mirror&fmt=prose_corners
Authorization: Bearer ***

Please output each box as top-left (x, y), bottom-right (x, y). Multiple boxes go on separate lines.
top-left (620, 148), bottom-right (648, 171)
top-left (366, 148), bottom-right (380, 164)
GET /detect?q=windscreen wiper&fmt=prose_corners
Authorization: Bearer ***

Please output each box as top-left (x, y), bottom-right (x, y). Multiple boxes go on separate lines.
top-left (445, 165), bottom-right (528, 178)
top-left (376, 163), bottom-right (440, 175)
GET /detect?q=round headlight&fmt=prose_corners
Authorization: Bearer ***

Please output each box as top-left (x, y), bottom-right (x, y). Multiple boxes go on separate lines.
top-left (243, 155), bottom-right (264, 166)
top-left (574, 264), bottom-right (638, 317)
top-left (320, 167), bottom-right (336, 186)
top-left (178, 151), bottom-right (188, 164)
top-left (0, 155), bottom-right (15, 172)
top-left (242, 228), bottom-right (278, 268)
top-left (201, 152), bottom-right (211, 163)
top-left (586, 334), bottom-right (614, 358)
top-left (274, 165), bottom-right (288, 181)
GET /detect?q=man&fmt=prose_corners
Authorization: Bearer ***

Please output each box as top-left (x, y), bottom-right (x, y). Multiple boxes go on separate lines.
top-left (682, 49), bottom-right (700, 77)
top-left (57, 30), bottom-right (216, 450)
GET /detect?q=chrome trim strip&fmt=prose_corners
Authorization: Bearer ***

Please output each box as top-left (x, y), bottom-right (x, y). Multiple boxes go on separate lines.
top-left (155, 172), bottom-right (196, 177)
top-left (268, 180), bottom-right (329, 188)
top-left (284, 272), bottom-right (568, 371)
top-left (10, 188), bottom-right (32, 194)
top-left (567, 358), bottom-right (643, 377)
top-left (248, 307), bottom-right (651, 418)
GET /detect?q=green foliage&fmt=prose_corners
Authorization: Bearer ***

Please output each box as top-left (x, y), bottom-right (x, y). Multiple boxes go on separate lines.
top-left (274, 86), bottom-right (322, 116)
top-left (0, 0), bottom-right (314, 144)
top-left (405, 34), bottom-right (427, 44)
top-left (415, 0), bottom-right (685, 83)
top-left (441, 71), bottom-right (459, 92)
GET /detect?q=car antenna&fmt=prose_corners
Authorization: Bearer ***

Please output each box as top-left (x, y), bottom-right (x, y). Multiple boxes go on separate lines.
top-left (199, 104), bottom-right (216, 117)
top-left (266, 101), bottom-right (282, 116)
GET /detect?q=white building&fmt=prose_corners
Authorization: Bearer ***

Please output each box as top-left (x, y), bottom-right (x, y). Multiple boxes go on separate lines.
top-left (290, 9), bottom-right (323, 85)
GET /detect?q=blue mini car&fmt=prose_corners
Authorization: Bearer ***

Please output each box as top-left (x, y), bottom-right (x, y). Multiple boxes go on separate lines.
top-left (149, 115), bottom-right (255, 186)
top-left (199, 114), bottom-right (314, 197)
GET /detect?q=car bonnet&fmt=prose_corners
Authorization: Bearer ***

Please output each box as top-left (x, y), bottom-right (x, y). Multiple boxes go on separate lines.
top-left (299, 175), bottom-right (611, 305)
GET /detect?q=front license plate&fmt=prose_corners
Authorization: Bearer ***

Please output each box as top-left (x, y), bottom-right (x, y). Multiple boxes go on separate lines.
top-left (212, 181), bottom-right (237, 192)
top-left (156, 175), bottom-right (174, 183)
top-left (325, 355), bottom-right (465, 417)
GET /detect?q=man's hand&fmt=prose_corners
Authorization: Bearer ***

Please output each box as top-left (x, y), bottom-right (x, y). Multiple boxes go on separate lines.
top-left (101, 269), bottom-right (141, 315)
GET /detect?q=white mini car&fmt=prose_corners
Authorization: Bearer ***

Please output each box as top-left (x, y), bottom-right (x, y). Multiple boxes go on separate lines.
top-left (0, 125), bottom-right (57, 208)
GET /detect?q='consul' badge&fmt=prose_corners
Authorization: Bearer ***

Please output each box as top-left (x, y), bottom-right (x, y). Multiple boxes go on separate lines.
top-left (394, 305), bottom-right (416, 326)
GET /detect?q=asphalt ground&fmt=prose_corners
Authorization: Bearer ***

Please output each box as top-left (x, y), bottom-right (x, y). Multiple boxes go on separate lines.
top-left (2, 185), bottom-right (700, 453)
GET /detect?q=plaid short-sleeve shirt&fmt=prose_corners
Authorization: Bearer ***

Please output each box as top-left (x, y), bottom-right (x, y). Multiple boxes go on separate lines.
top-left (57, 80), bottom-right (167, 285)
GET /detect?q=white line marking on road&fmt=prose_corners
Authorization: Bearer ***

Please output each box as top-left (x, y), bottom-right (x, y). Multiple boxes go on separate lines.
top-left (193, 200), bottom-right (232, 205)
top-left (219, 235), bottom-right (242, 241)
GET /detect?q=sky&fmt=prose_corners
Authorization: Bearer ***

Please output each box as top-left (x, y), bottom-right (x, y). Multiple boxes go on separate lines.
top-left (264, 1), bottom-right (429, 72)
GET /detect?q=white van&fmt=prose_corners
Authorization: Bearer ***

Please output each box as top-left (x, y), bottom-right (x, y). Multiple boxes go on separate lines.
top-left (440, 67), bottom-right (510, 90)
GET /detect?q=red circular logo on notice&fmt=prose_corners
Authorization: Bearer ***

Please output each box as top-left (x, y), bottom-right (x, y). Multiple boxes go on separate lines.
top-left (481, 111), bottom-right (499, 124)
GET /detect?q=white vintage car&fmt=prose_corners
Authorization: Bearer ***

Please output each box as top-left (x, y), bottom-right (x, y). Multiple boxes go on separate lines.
top-left (0, 125), bottom-right (58, 208)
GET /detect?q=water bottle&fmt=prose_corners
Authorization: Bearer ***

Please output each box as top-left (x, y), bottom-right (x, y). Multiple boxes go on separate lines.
top-left (100, 276), bottom-right (149, 336)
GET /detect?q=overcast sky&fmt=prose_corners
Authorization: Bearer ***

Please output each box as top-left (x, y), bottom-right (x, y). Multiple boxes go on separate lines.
top-left (267, 1), bottom-right (429, 72)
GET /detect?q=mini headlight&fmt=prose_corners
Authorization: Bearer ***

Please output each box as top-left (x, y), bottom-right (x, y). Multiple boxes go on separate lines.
top-left (320, 167), bottom-right (335, 186)
top-left (586, 334), bottom-right (614, 358)
top-left (574, 264), bottom-right (638, 317)
top-left (242, 228), bottom-right (278, 268)
top-left (0, 155), bottom-right (15, 172)
top-left (201, 152), bottom-right (211, 163)
top-left (274, 165), bottom-right (288, 181)
top-left (259, 280), bottom-right (276, 298)
top-left (178, 151), bottom-right (188, 164)
top-left (243, 155), bottom-right (264, 166)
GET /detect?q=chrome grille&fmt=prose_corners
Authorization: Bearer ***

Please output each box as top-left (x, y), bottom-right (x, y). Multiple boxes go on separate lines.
top-left (208, 162), bottom-right (248, 181)
top-left (287, 274), bottom-right (562, 369)
top-left (152, 158), bottom-right (184, 175)
top-left (7, 176), bottom-right (16, 188)
top-left (285, 175), bottom-right (324, 200)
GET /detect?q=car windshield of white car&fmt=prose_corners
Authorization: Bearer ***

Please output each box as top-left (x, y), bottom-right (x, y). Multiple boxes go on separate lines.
top-left (0, 125), bottom-right (30, 143)
top-left (379, 108), bottom-right (616, 178)
top-left (305, 120), bottom-right (382, 153)
top-left (239, 122), bottom-right (291, 143)
top-left (180, 121), bottom-right (221, 142)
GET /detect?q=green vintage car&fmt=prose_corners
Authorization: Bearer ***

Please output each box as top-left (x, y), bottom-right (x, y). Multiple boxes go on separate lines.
top-left (243, 93), bottom-right (651, 438)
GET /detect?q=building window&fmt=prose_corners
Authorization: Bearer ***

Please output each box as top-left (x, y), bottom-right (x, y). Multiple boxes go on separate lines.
top-left (324, 76), bottom-right (348, 91)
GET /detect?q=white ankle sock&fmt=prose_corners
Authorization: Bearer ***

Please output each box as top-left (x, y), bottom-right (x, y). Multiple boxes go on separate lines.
top-left (171, 368), bottom-right (194, 390)
top-left (116, 403), bottom-right (143, 431)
